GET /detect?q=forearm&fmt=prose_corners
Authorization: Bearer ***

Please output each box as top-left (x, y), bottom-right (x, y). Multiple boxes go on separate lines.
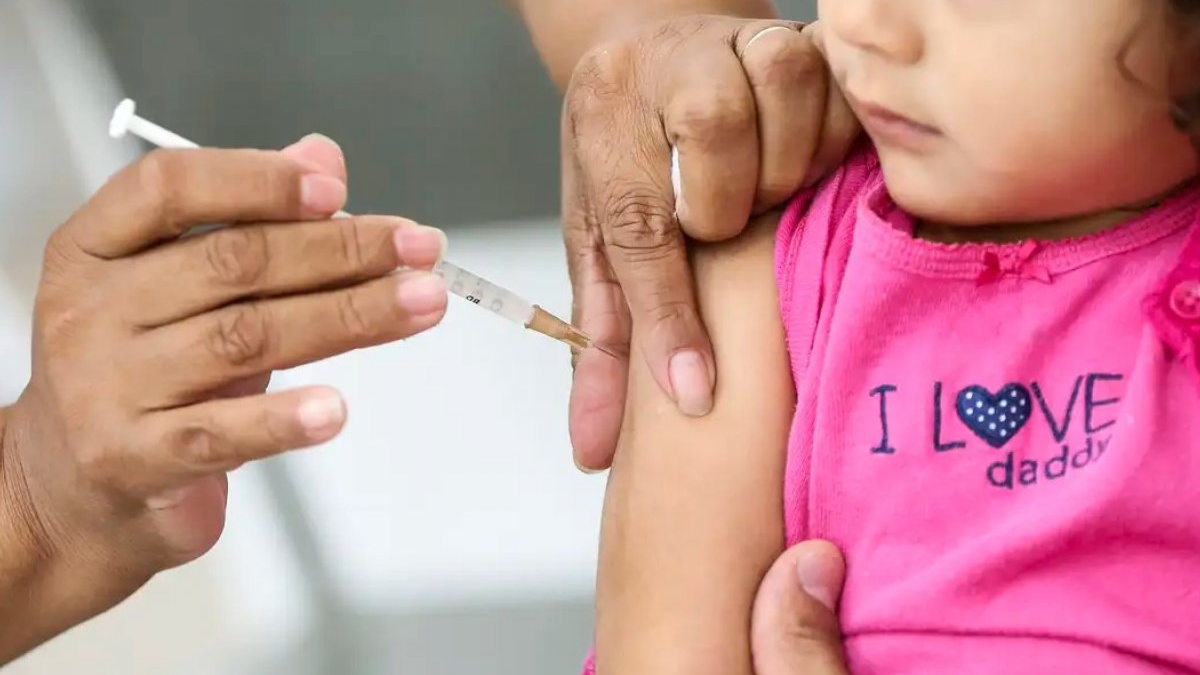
top-left (505, 0), bottom-right (779, 88)
top-left (594, 216), bottom-right (792, 674)
top-left (0, 405), bottom-right (50, 662)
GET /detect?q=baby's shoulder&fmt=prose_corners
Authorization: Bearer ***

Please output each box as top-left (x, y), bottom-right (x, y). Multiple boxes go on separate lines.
top-left (773, 141), bottom-right (881, 305)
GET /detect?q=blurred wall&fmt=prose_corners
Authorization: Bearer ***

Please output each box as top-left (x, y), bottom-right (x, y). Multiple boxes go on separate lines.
top-left (0, 3), bottom-right (81, 301)
top-left (81, 0), bottom-right (564, 226)
top-left (82, 0), bottom-right (816, 226)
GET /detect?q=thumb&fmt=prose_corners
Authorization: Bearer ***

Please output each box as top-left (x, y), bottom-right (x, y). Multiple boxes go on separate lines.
top-left (751, 540), bottom-right (850, 675)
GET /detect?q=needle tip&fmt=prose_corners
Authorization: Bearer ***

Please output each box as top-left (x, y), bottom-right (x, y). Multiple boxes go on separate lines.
top-left (591, 344), bottom-right (621, 359)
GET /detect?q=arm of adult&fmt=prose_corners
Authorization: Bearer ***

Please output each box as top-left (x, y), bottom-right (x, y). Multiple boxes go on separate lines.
top-left (504, 0), bottom-right (780, 88)
top-left (593, 213), bottom-right (793, 674)
top-left (507, 4), bottom-right (860, 469)
top-left (0, 136), bottom-right (448, 663)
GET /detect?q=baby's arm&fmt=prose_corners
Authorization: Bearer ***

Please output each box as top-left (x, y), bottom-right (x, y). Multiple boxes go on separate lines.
top-left (594, 212), bottom-right (795, 675)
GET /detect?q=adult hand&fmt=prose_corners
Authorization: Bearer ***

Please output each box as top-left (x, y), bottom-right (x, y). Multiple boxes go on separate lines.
top-left (752, 540), bottom-right (850, 675)
top-left (561, 14), bottom-right (860, 469)
top-left (0, 135), bottom-right (447, 661)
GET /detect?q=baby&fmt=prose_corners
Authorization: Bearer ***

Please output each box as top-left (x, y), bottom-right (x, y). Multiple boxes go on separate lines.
top-left (587, 1), bottom-right (1200, 674)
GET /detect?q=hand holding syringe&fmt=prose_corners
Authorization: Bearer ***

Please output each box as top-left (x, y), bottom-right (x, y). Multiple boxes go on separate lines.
top-left (108, 99), bottom-right (612, 356)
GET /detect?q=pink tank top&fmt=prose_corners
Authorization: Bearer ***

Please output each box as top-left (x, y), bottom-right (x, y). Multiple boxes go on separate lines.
top-left (776, 146), bottom-right (1200, 673)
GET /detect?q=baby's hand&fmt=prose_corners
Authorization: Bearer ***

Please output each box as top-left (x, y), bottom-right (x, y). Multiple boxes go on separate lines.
top-left (0, 136), bottom-right (447, 646)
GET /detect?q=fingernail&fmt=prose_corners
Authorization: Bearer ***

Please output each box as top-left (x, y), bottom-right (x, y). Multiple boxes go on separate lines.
top-left (301, 133), bottom-right (347, 175)
top-left (434, 228), bottom-right (449, 264)
top-left (297, 391), bottom-right (345, 437)
top-left (396, 273), bottom-right (448, 316)
top-left (574, 457), bottom-right (604, 475)
top-left (796, 548), bottom-right (839, 611)
top-left (668, 350), bottom-right (713, 417)
top-left (301, 174), bottom-right (347, 215)
top-left (394, 225), bottom-right (447, 267)
top-left (300, 133), bottom-right (343, 157)
top-left (283, 134), bottom-right (345, 175)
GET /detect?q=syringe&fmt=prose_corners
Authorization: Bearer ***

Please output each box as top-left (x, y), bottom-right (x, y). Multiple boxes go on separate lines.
top-left (108, 99), bottom-right (608, 355)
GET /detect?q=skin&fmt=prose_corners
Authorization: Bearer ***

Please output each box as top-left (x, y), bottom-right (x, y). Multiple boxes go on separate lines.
top-left (597, 1), bottom-right (1198, 674)
top-left (819, 0), bottom-right (1197, 236)
top-left (505, 0), bottom-right (781, 88)
top-left (0, 136), bottom-right (449, 663)
top-left (594, 213), bottom-right (792, 675)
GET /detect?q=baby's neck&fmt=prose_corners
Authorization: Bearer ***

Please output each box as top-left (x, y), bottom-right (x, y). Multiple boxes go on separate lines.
top-left (914, 208), bottom-right (1147, 245)
top-left (911, 180), bottom-right (1200, 245)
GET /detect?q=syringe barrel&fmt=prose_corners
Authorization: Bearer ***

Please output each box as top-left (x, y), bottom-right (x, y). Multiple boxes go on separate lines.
top-left (433, 260), bottom-right (535, 326)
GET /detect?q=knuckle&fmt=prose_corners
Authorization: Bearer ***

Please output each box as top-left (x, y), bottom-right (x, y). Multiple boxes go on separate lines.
top-left (260, 405), bottom-right (295, 450)
top-left (204, 227), bottom-right (270, 288)
top-left (671, 92), bottom-right (756, 149)
top-left (601, 190), bottom-right (681, 263)
top-left (208, 304), bottom-right (272, 367)
top-left (43, 228), bottom-right (83, 273)
top-left (135, 149), bottom-right (186, 225)
top-left (645, 297), bottom-right (693, 327)
top-left (38, 229), bottom-right (93, 302)
top-left (334, 216), bottom-right (369, 272)
top-left (567, 41), bottom-right (635, 118)
top-left (745, 34), bottom-right (824, 88)
top-left (172, 421), bottom-right (228, 469)
top-left (33, 267), bottom-right (97, 350)
top-left (247, 158), bottom-right (291, 209)
top-left (36, 302), bottom-right (88, 351)
top-left (334, 289), bottom-right (376, 341)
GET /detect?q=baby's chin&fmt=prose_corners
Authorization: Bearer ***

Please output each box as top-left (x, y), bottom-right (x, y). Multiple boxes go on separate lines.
top-left (883, 172), bottom-right (1026, 228)
top-left (881, 162), bottom-right (1187, 230)
top-left (874, 150), bottom-right (1006, 226)
top-left (878, 139), bottom-right (1200, 229)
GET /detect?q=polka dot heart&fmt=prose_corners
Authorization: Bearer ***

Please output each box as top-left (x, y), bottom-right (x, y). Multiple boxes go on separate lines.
top-left (955, 384), bottom-right (1033, 449)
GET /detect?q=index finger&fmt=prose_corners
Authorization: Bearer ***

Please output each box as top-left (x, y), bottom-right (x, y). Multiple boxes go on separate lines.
top-left (567, 43), bottom-right (715, 418)
top-left (561, 130), bottom-right (631, 470)
top-left (63, 147), bottom-right (347, 259)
